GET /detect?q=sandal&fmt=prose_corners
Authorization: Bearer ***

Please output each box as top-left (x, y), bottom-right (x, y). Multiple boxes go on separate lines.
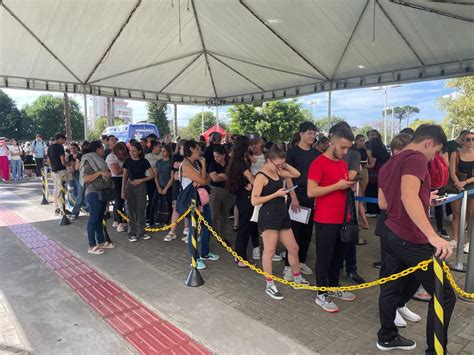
top-left (88, 246), bottom-right (104, 255)
top-left (100, 242), bottom-right (115, 249)
top-left (164, 232), bottom-right (177, 242)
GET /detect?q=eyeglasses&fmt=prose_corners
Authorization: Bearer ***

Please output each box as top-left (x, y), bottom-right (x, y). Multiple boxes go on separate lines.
top-left (465, 138), bottom-right (473, 142)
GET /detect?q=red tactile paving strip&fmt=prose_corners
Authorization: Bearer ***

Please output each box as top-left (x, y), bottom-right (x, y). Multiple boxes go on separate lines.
top-left (0, 208), bottom-right (211, 355)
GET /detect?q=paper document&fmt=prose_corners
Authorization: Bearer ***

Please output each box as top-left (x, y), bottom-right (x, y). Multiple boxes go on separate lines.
top-left (288, 206), bottom-right (311, 224)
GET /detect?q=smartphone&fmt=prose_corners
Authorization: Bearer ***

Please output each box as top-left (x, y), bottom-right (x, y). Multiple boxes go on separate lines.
top-left (285, 185), bottom-right (298, 193)
top-left (352, 176), bottom-right (363, 182)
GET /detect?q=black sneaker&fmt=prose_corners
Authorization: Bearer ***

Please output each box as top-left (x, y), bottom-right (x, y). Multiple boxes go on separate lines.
top-left (377, 335), bottom-right (416, 351)
top-left (373, 261), bottom-right (382, 269)
top-left (347, 273), bottom-right (365, 285)
top-left (437, 229), bottom-right (450, 239)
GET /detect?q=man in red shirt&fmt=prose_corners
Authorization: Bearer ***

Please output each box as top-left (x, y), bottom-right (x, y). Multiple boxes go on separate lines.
top-left (308, 126), bottom-right (356, 313)
top-left (376, 124), bottom-right (454, 353)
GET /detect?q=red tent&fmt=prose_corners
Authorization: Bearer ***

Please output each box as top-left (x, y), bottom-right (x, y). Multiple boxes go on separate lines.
top-left (202, 125), bottom-right (227, 142)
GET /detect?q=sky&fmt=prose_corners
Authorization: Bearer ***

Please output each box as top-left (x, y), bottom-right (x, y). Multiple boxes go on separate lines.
top-left (3, 78), bottom-right (455, 129)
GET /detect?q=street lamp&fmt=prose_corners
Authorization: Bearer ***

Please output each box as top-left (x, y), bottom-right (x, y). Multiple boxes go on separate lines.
top-left (372, 85), bottom-right (400, 145)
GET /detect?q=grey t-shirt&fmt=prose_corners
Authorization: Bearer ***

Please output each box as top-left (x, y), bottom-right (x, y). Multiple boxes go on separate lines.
top-left (343, 149), bottom-right (361, 173)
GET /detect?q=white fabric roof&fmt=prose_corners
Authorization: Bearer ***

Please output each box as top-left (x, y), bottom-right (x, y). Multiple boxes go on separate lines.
top-left (1, 0), bottom-right (473, 105)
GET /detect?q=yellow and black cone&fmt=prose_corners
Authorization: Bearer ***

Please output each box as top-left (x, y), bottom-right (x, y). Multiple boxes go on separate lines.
top-left (433, 256), bottom-right (445, 355)
top-left (185, 208), bottom-right (204, 287)
top-left (41, 171), bottom-right (49, 205)
top-left (103, 217), bottom-right (112, 243)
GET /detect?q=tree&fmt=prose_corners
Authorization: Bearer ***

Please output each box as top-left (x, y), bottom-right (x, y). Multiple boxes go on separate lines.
top-left (22, 95), bottom-right (85, 140)
top-left (409, 118), bottom-right (436, 131)
top-left (314, 116), bottom-right (345, 133)
top-left (384, 106), bottom-right (420, 131)
top-left (438, 77), bottom-right (474, 132)
top-left (0, 90), bottom-right (32, 140)
top-left (179, 111), bottom-right (227, 139)
top-left (147, 102), bottom-right (170, 136)
top-left (229, 100), bottom-right (309, 142)
top-left (88, 116), bottom-right (124, 140)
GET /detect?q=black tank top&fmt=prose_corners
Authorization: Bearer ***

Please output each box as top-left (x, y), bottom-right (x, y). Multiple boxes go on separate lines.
top-left (257, 172), bottom-right (285, 206)
top-left (458, 157), bottom-right (473, 178)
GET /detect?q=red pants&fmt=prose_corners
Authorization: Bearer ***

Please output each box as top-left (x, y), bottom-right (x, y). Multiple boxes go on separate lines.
top-left (0, 156), bottom-right (9, 181)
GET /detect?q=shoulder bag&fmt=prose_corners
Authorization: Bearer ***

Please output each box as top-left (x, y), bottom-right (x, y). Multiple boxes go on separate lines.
top-left (340, 189), bottom-right (359, 244)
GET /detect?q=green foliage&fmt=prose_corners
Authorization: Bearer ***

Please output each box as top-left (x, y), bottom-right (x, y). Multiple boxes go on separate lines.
top-left (22, 94), bottom-right (85, 140)
top-left (438, 77), bottom-right (474, 131)
top-left (88, 116), bottom-right (124, 140)
top-left (179, 111), bottom-right (227, 139)
top-left (229, 101), bottom-right (309, 142)
top-left (147, 102), bottom-right (170, 136)
top-left (384, 106), bottom-right (420, 130)
top-left (0, 90), bottom-right (32, 140)
top-left (313, 116), bottom-right (345, 133)
top-left (409, 118), bottom-right (436, 130)
top-left (353, 125), bottom-right (374, 137)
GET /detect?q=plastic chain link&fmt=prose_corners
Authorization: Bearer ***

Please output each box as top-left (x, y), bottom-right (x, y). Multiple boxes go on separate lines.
top-left (195, 209), bottom-right (433, 292)
top-left (443, 262), bottom-right (474, 299)
top-left (116, 206), bottom-right (193, 232)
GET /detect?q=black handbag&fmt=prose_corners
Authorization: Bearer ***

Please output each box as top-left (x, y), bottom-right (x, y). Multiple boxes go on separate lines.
top-left (97, 187), bottom-right (116, 202)
top-left (340, 189), bottom-right (359, 244)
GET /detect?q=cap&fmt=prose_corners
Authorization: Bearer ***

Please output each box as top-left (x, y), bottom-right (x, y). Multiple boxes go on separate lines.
top-left (248, 133), bottom-right (261, 142)
top-left (298, 121), bottom-right (317, 133)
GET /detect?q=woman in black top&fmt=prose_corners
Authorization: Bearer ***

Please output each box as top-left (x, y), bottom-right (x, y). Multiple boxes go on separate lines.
top-left (226, 136), bottom-right (255, 267)
top-left (366, 138), bottom-right (391, 215)
top-left (209, 145), bottom-right (234, 239)
top-left (251, 146), bottom-right (308, 300)
top-left (121, 142), bottom-right (155, 242)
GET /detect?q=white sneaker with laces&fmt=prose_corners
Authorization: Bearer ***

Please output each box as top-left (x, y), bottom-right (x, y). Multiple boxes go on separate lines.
top-left (112, 221), bottom-right (118, 228)
top-left (252, 247), bottom-right (261, 260)
top-left (181, 236), bottom-right (188, 243)
top-left (315, 293), bottom-right (339, 313)
top-left (394, 310), bottom-right (407, 328)
top-left (164, 232), bottom-right (177, 242)
top-left (265, 285), bottom-right (284, 300)
top-left (328, 290), bottom-right (356, 301)
top-left (116, 223), bottom-right (125, 232)
top-left (292, 277), bottom-right (310, 289)
top-left (272, 254), bottom-right (283, 262)
top-left (299, 263), bottom-right (313, 275)
top-left (183, 227), bottom-right (189, 236)
top-left (397, 305), bottom-right (421, 322)
top-left (283, 266), bottom-right (293, 281)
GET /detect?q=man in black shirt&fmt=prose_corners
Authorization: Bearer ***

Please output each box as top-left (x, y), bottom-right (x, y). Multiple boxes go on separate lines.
top-left (284, 122), bottom-right (320, 280)
top-left (203, 132), bottom-right (222, 171)
top-left (47, 133), bottom-right (68, 215)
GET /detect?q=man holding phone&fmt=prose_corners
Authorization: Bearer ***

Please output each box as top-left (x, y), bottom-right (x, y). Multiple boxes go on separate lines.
top-left (308, 125), bottom-right (356, 313)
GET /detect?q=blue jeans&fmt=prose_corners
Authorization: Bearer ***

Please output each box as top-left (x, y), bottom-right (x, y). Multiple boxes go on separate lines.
top-left (71, 178), bottom-right (88, 216)
top-left (187, 204), bottom-right (211, 259)
top-left (86, 192), bottom-right (106, 247)
top-left (11, 159), bottom-right (22, 180)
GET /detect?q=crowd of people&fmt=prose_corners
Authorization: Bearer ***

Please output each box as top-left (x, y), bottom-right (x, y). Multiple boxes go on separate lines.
top-left (3, 123), bottom-right (473, 353)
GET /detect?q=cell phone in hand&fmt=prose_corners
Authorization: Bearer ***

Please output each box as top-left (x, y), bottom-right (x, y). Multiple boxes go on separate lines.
top-left (285, 185), bottom-right (298, 193)
top-left (352, 176), bottom-right (363, 182)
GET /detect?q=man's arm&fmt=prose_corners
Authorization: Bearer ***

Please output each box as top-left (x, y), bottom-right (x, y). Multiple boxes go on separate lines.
top-left (401, 175), bottom-right (452, 259)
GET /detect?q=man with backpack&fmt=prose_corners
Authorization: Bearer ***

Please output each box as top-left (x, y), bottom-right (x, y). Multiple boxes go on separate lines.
top-left (32, 134), bottom-right (47, 179)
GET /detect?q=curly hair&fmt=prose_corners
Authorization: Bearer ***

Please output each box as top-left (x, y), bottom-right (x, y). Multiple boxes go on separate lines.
top-left (225, 135), bottom-right (250, 193)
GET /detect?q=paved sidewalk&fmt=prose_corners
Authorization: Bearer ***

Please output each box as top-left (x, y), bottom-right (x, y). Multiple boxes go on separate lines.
top-left (2, 179), bottom-right (474, 354)
top-left (0, 290), bottom-right (31, 354)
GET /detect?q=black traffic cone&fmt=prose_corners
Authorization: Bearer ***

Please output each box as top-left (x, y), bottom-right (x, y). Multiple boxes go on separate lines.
top-left (185, 267), bottom-right (204, 287)
top-left (59, 214), bottom-right (71, 226)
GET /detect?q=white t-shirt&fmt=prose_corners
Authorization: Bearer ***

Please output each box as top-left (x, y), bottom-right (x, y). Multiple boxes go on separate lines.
top-left (0, 145), bottom-right (9, 157)
top-left (9, 146), bottom-right (22, 160)
top-left (105, 153), bottom-right (124, 177)
top-left (250, 154), bottom-right (266, 176)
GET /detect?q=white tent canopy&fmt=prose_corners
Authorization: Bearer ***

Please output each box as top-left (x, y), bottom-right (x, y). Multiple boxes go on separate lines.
top-left (1, 0), bottom-right (473, 105)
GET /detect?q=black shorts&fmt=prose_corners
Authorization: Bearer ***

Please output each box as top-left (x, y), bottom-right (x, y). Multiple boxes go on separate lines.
top-left (258, 202), bottom-right (291, 231)
top-left (171, 180), bottom-right (181, 201)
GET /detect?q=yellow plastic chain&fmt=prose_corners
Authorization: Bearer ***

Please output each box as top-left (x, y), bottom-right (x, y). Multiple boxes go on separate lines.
top-left (116, 205), bottom-right (193, 232)
top-left (443, 262), bottom-right (474, 299)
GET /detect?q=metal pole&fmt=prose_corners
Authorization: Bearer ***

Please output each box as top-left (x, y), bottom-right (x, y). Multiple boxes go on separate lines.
top-left (328, 87), bottom-right (332, 119)
top-left (391, 107), bottom-right (394, 142)
top-left (201, 106), bottom-right (204, 134)
top-left (173, 104), bottom-right (178, 139)
top-left (449, 191), bottom-right (468, 272)
top-left (433, 255), bottom-right (445, 355)
top-left (83, 90), bottom-right (88, 140)
top-left (384, 87), bottom-right (388, 146)
top-left (216, 105), bottom-right (220, 132)
top-left (463, 213), bottom-right (474, 301)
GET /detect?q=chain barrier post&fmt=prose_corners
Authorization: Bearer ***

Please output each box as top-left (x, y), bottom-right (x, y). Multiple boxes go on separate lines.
top-left (185, 201), bottom-right (204, 287)
top-left (59, 179), bottom-right (71, 226)
top-left (41, 166), bottom-right (49, 205)
top-left (460, 213), bottom-right (474, 302)
top-left (103, 215), bottom-right (112, 243)
top-left (449, 191), bottom-right (468, 272)
top-left (433, 256), bottom-right (445, 355)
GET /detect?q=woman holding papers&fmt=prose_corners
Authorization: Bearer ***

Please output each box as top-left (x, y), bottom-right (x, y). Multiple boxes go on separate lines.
top-left (251, 145), bottom-right (309, 300)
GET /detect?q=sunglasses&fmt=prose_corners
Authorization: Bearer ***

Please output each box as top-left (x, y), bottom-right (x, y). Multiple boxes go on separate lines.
top-left (465, 138), bottom-right (473, 142)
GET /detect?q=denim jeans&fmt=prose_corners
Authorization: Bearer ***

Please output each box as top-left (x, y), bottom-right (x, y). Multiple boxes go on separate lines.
top-left (187, 203), bottom-right (211, 259)
top-left (10, 159), bottom-right (22, 181)
top-left (71, 177), bottom-right (87, 216)
top-left (86, 192), bottom-right (106, 247)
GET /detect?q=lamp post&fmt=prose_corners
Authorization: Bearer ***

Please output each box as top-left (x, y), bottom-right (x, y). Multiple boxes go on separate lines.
top-left (372, 85), bottom-right (400, 145)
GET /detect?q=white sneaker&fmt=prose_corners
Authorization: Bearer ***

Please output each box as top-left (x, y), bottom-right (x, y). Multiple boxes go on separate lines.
top-left (116, 223), bottom-right (125, 232)
top-left (394, 310), bottom-right (407, 328)
top-left (112, 221), bottom-right (118, 228)
top-left (183, 228), bottom-right (189, 236)
top-left (181, 236), bottom-right (188, 244)
top-left (265, 285), bottom-right (284, 300)
top-left (164, 232), bottom-right (177, 242)
top-left (366, 213), bottom-right (377, 218)
top-left (299, 263), bottom-right (313, 275)
top-left (283, 266), bottom-right (293, 281)
top-left (328, 291), bottom-right (356, 301)
top-left (315, 293), bottom-right (339, 313)
top-left (272, 254), bottom-right (283, 262)
top-left (252, 247), bottom-right (261, 260)
top-left (397, 305), bottom-right (421, 323)
top-left (464, 242), bottom-right (470, 254)
top-left (291, 277), bottom-right (310, 289)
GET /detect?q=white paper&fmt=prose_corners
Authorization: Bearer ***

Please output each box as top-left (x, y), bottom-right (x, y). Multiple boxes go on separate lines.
top-left (288, 206), bottom-right (311, 224)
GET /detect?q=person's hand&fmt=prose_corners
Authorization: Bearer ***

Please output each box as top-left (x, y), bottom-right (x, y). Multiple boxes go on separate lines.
top-left (131, 179), bottom-right (142, 186)
top-left (157, 187), bottom-right (163, 194)
top-left (290, 196), bottom-right (300, 213)
top-left (162, 187), bottom-right (168, 195)
top-left (431, 236), bottom-right (453, 260)
top-left (336, 179), bottom-right (355, 190)
top-left (101, 170), bottom-right (111, 178)
top-left (173, 161), bottom-right (181, 169)
top-left (455, 181), bottom-right (466, 190)
top-left (121, 190), bottom-right (126, 200)
top-left (245, 183), bottom-right (253, 191)
top-left (199, 156), bottom-right (206, 165)
top-left (274, 188), bottom-right (288, 198)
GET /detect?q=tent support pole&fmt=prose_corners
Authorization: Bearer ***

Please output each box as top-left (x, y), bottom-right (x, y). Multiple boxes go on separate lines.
top-left (173, 104), bottom-right (178, 139)
top-left (83, 89), bottom-right (88, 140)
top-left (328, 88), bottom-right (332, 120)
top-left (216, 105), bottom-right (219, 132)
